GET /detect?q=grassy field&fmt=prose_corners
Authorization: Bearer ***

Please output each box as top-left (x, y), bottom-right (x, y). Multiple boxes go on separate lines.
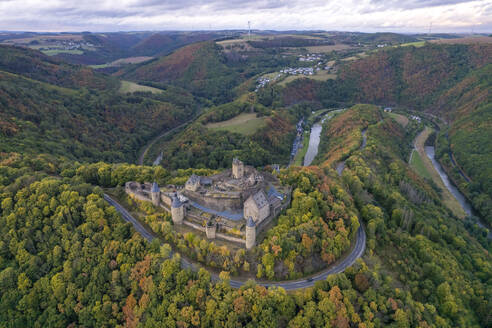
top-left (412, 127), bottom-right (466, 218)
top-left (277, 71), bottom-right (336, 86)
top-left (277, 75), bottom-right (303, 86)
top-left (410, 150), bottom-right (432, 180)
top-left (430, 36), bottom-right (492, 45)
top-left (119, 80), bottom-right (163, 94)
top-left (397, 41), bottom-right (426, 48)
top-left (91, 56), bottom-right (154, 69)
top-left (206, 113), bottom-right (267, 136)
top-left (387, 112), bottom-right (409, 127)
top-left (308, 71), bottom-right (337, 81)
top-left (42, 49), bottom-right (84, 56)
top-left (341, 52), bottom-right (368, 61)
top-left (305, 44), bottom-right (352, 53)
top-left (293, 132), bottom-right (310, 166)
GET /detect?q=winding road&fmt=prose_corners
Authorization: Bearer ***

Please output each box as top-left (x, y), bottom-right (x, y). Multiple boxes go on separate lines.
top-left (117, 107), bottom-right (367, 289)
top-left (104, 193), bottom-right (366, 290)
top-left (137, 112), bottom-right (201, 165)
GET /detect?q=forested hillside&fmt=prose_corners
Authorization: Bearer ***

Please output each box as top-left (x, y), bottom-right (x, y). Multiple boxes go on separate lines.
top-left (317, 105), bottom-right (491, 327)
top-left (123, 41), bottom-right (240, 103)
top-left (266, 43), bottom-right (492, 221)
top-left (0, 45), bottom-right (116, 90)
top-left (0, 36), bottom-right (491, 328)
top-left (0, 46), bottom-right (198, 162)
top-left (53, 31), bottom-right (228, 65)
top-left (337, 44), bottom-right (492, 222)
top-left (433, 64), bottom-right (492, 222)
top-left (338, 43), bottom-right (491, 108)
top-left (1, 106), bottom-right (490, 327)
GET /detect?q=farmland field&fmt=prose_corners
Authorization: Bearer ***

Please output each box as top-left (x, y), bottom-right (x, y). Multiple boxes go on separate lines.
top-left (119, 80), bottom-right (163, 94)
top-left (206, 113), bottom-right (267, 136)
top-left (91, 56), bottom-right (153, 69)
top-left (398, 41), bottom-right (426, 47)
top-left (305, 44), bottom-right (352, 52)
top-left (387, 112), bottom-right (409, 127)
top-left (278, 71), bottom-right (335, 86)
top-left (430, 36), bottom-right (492, 44)
top-left (42, 49), bottom-right (84, 56)
top-left (410, 150), bottom-right (432, 180)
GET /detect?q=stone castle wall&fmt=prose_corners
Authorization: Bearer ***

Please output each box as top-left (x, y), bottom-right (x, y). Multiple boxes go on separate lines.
top-left (183, 190), bottom-right (243, 212)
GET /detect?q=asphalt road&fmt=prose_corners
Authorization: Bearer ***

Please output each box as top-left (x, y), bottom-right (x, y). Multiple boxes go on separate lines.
top-left (104, 194), bottom-right (366, 290)
top-left (137, 111), bottom-right (202, 165)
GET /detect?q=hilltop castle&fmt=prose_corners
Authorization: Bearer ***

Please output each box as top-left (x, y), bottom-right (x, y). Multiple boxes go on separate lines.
top-left (125, 158), bottom-right (290, 249)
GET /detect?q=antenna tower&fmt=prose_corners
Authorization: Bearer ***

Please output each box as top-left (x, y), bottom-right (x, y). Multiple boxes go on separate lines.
top-left (248, 21), bottom-right (251, 40)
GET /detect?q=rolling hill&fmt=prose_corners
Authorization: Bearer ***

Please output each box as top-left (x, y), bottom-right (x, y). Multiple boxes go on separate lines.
top-left (0, 45), bottom-right (116, 90)
top-left (124, 41), bottom-right (240, 103)
top-left (0, 45), bottom-right (197, 162)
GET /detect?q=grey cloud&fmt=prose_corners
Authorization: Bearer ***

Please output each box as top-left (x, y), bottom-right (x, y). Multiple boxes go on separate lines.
top-left (369, 0), bottom-right (478, 10)
top-left (0, 0), bottom-right (490, 32)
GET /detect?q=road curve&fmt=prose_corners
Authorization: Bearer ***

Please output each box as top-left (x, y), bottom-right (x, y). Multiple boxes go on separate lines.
top-left (104, 194), bottom-right (366, 290)
top-left (137, 112), bottom-right (201, 165)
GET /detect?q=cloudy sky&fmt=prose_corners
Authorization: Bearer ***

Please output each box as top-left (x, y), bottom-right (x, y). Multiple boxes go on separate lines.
top-left (1, 0), bottom-right (491, 33)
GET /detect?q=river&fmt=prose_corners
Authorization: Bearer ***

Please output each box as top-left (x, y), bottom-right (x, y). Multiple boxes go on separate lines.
top-left (425, 146), bottom-right (473, 216)
top-left (425, 145), bottom-right (491, 239)
top-left (303, 110), bottom-right (344, 167)
top-left (303, 122), bottom-right (322, 166)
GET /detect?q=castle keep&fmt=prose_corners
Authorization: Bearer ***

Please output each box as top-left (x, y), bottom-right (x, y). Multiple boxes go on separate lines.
top-left (125, 158), bottom-right (290, 249)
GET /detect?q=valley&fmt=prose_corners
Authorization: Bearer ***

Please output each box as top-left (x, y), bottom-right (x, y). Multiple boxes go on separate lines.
top-left (0, 30), bottom-right (491, 328)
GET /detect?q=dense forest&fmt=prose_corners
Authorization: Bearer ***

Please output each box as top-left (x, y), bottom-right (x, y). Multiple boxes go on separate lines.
top-left (0, 46), bottom-right (198, 163)
top-left (1, 106), bottom-right (490, 327)
top-left (123, 40), bottom-right (300, 104)
top-left (257, 43), bottom-right (492, 222)
top-left (0, 38), bottom-right (491, 328)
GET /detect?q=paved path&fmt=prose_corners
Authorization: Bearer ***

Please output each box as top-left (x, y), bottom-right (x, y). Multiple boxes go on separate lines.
top-left (103, 193), bottom-right (366, 290)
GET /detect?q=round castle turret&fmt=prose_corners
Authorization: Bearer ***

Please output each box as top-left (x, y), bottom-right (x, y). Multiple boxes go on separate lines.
top-left (151, 182), bottom-right (160, 207)
top-left (245, 217), bottom-right (256, 250)
top-left (171, 193), bottom-right (185, 225)
top-left (205, 220), bottom-right (217, 239)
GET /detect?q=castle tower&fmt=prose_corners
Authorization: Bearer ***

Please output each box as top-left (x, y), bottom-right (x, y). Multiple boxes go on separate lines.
top-left (171, 193), bottom-right (184, 225)
top-left (185, 174), bottom-right (201, 192)
top-left (151, 182), bottom-right (160, 207)
top-left (232, 158), bottom-right (244, 179)
top-left (245, 217), bottom-right (256, 250)
top-left (205, 220), bottom-right (216, 239)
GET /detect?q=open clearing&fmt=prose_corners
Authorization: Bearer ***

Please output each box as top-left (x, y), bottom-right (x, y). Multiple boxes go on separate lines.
top-left (341, 52), bottom-right (368, 61)
top-left (387, 112), bottom-right (409, 127)
top-left (277, 71), bottom-right (336, 86)
top-left (308, 70), bottom-right (337, 81)
top-left (305, 44), bottom-right (352, 52)
top-left (91, 56), bottom-right (154, 69)
top-left (42, 49), bottom-right (83, 56)
top-left (206, 113), bottom-right (267, 136)
top-left (410, 150), bottom-right (432, 180)
top-left (430, 36), bottom-right (492, 45)
top-left (412, 127), bottom-right (466, 218)
top-left (119, 81), bottom-right (163, 94)
top-left (293, 132), bottom-right (310, 166)
top-left (0, 34), bottom-right (84, 44)
top-left (397, 41), bottom-right (426, 47)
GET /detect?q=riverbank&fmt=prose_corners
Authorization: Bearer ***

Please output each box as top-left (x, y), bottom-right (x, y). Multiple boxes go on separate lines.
top-left (411, 127), bottom-right (466, 218)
